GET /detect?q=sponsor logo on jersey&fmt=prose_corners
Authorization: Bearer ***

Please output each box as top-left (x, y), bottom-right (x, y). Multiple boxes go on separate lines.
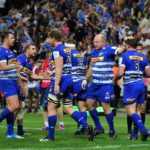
top-left (129, 56), bottom-right (143, 61)
top-left (127, 98), bottom-right (135, 101)
top-left (64, 49), bottom-right (71, 53)
top-left (91, 57), bottom-right (104, 62)
top-left (74, 93), bottom-right (77, 96)
top-left (22, 67), bottom-right (30, 74)
top-left (8, 58), bottom-right (16, 64)
top-left (73, 54), bottom-right (83, 57)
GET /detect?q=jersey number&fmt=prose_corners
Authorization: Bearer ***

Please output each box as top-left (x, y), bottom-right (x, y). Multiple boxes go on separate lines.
top-left (67, 53), bottom-right (71, 64)
top-left (135, 61), bottom-right (139, 71)
top-left (77, 58), bottom-right (84, 67)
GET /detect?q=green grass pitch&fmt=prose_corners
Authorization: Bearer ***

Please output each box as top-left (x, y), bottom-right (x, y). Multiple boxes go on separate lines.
top-left (0, 113), bottom-right (150, 150)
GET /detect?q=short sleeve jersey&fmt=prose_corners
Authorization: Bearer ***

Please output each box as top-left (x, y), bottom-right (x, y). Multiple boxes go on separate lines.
top-left (0, 47), bottom-right (17, 80)
top-left (51, 44), bottom-right (72, 79)
top-left (16, 54), bottom-right (32, 78)
top-left (119, 50), bottom-right (149, 84)
top-left (71, 49), bottom-right (87, 82)
top-left (90, 45), bottom-right (118, 85)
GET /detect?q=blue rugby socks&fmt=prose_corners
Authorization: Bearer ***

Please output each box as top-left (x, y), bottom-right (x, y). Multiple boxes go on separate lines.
top-left (131, 113), bottom-right (146, 133)
top-left (6, 112), bottom-right (14, 135)
top-left (0, 108), bottom-right (11, 123)
top-left (132, 122), bottom-right (139, 137)
top-left (90, 109), bottom-right (103, 129)
top-left (48, 115), bottom-right (57, 140)
top-left (71, 111), bottom-right (87, 129)
top-left (17, 125), bottom-right (23, 135)
top-left (106, 112), bottom-right (115, 132)
top-left (80, 112), bottom-right (87, 121)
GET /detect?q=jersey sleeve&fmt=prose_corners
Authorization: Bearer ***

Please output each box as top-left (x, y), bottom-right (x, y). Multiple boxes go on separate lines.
top-left (108, 46), bottom-right (118, 56)
top-left (119, 55), bottom-right (126, 67)
top-left (53, 48), bottom-right (63, 60)
top-left (16, 55), bottom-right (25, 68)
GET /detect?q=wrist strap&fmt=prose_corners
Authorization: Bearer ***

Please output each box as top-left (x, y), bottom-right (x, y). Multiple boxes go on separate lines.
top-left (84, 77), bottom-right (87, 81)
top-left (17, 73), bottom-right (21, 78)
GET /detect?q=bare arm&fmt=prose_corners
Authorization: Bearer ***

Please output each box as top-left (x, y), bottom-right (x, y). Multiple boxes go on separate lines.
top-left (117, 36), bottom-right (135, 55)
top-left (0, 60), bottom-right (20, 71)
top-left (113, 66), bottom-right (125, 83)
top-left (85, 64), bottom-right (92, 80)
top-left (30, 72), bottom-right (53, 80)
top-left (145, 68), bottom-right (150, 78)
top-left (55, 57), bottom-right (63, 85)
top-left (117, 45), bottom-right (126, 55)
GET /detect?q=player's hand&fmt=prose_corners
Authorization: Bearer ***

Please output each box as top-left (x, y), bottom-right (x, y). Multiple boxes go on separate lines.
top-left (54, 84), bottom-right (60, 95)
top-left (41, 71), bottom-right (53, 80)
top-left (112, 78), bottom-right (117, 85)
top-left (14, 60), bottom-right (21, 69)
top-left (20, 75), bottom-right (28, 83)
top-left (21, 86), bottom-right (27, 97)
top-left (81, 78), bottom-right (87, 90)
top-left (124, 36), bottom-right (134, 41)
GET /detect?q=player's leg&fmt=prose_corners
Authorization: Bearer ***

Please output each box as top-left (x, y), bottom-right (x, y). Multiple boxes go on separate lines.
top-left (56, 106), bottom-right (64, 130)
top-left (125, 103), bottom-right (149, 141)
top-left (140, 102), bottom-right (147, 124)
top-left (33, 88), bottom-right (40, 113)
top-left (27, 88), bottom-right (34, 113)
top-left (101, 101), bottom-right (116, 138)
top-left (0, 95), bottom-right (19, 122)
top-left (86, 83), bottom-right (104, 135)
top-left (40, 93), bottom-right (58, 141)
top-left (74, 100), bottom-right (87, 135)
top-left (127, 115), bottom-right (133, 134)
top-left (40, 87), bottom-right (49, 130)
top-left (63, 99), bottom-right (94, 141)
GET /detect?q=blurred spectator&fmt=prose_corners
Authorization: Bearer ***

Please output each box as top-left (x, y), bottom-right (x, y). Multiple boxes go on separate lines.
top-left (139, 14), bottom-right (150, 34)
top-left (27, 58), bottom-right (40, 113)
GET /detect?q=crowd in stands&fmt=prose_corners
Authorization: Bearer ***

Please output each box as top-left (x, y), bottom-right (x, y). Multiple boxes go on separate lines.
top-left (0, 0), bottom-right (150, 111)
top-left (0, 0), bottom-right (150, 59)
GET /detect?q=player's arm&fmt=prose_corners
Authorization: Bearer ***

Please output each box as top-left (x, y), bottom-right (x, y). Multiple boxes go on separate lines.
top-left (85, 64), bottom-right (92, 80)
top-left (54, 57), bottom-right (63, 85)
top-left (113, 56), bottom-right (125, 84)
top-left (30, 72), bottom-right (53, 80)
top-left (117, 36), bottom-right (134, 55)
top-left (113, 66), bottom-right (125, 84)
top-left (145, 68), bottom-right (150, 78)
top-left (116, 45), bottom-right (126, 55)
top-left (0, 60), bottom-right (20, 71)
top-left (81, 64), bottom-right (92, 90)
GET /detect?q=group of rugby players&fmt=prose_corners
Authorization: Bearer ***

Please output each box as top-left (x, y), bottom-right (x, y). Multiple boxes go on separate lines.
top-left (0, 28), bottom-right (150, 142)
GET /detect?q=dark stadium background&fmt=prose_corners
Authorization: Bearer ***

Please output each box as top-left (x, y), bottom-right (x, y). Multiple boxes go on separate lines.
top-left (0, 0), bottom-right (31, 16)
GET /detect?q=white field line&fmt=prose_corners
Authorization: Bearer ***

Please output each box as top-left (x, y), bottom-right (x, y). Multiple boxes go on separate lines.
top-left (3, 144), bottom-right (150, 150)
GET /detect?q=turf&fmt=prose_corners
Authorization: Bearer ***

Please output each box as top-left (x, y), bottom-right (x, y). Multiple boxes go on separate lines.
top-left (0, 113), bottom-right (150, 150)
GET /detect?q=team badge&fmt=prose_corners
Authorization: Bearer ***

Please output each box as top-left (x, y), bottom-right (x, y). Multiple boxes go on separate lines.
top-left (99, 52), bottom-right (103, 56)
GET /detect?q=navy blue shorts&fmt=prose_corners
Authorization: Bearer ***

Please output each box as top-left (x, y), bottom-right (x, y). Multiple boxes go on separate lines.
top-left (0, 80), bottom-right (20, 98)
top-left (123, 82), bottom-right (145, 104)
top-left (87, 83), bottom-right (114, 102)
top-left (49, 76), bottom-right (73, 100)
top-left (73, 80), bottom-right (88, 100)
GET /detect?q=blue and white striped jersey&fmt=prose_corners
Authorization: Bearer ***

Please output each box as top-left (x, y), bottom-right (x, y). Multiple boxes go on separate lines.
top-left (119, 50), bottom-right (149, 84)
top-left (90, 45), bottom-right (118, 85)
top-left (16, 54), bottom-right (32, 78)
top-left (0, 47), bottom-right (17, 80)
top-left (71, 49), bottom-right (87, 82)
top-left (51, 44), bottom-right (72, 80)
